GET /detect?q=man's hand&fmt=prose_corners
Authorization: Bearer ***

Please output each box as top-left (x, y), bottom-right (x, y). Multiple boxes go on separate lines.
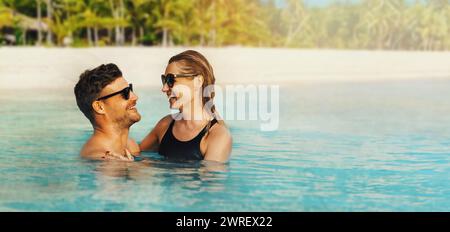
top-left (102, 149), bottom-right (134, 161)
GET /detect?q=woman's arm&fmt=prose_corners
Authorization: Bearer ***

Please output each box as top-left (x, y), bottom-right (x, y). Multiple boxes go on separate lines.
top-left (139, 115), bottom-right (173, 152)
top-left (139, 128), bottom-right (159, 152)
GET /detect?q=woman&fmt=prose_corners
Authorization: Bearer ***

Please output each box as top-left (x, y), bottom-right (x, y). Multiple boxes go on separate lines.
top-left (139, 50), bottom-right (232, 163)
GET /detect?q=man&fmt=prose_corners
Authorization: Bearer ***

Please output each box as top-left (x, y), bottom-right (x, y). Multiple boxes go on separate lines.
top-left (74, 63), bottom-right (141, 161)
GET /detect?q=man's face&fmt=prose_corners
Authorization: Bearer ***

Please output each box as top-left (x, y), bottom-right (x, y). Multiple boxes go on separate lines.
top-left (97, 77), bottom-right (141, 127)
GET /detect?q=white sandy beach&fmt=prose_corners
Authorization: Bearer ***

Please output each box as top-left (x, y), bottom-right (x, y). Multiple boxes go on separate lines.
top-left (0, 47), bottom-right (449, 89)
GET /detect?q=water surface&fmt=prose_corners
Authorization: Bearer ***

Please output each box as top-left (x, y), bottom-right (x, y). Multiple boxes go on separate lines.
top-left (0, 80), bottom-right (449, 211)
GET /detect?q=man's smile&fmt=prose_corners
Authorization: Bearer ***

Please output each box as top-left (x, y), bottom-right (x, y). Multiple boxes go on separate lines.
top-left (127, 104), bottom-right (137, 111)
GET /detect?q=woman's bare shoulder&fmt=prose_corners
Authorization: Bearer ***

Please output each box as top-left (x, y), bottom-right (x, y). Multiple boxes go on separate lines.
top-left (157, 114), bottom-right (175, 126)
top-left (152, 114), bottom-right (177, 137)
top-left (154, 114), bottom-right (175, 131)
top-left (204, 123), bottom-right (232, 162)
top-left (208, 123), bottom-right (232, 142)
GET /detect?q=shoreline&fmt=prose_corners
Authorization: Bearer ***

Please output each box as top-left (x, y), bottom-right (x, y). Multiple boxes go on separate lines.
top-left (1, 47), bottom-right (449, 89)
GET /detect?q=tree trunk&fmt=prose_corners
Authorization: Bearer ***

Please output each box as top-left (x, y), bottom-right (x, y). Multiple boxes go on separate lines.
top-left (209, 1), bottom-right (216, 46)
top-left (109, 0), bottom-right (120, 46)
top-left (139, 26), bottom-right (144, 45)
top-left (162, 5), bottom-right (169, 47)
top-left (210, 29), bottom-right (216, 47)
top-left (131, 27), bottom-right (136, 46)
top-left (108, 28), bottom-right (112, 45)
top-left (22, 29), bottom-right (27, 45)
top-left (162, 28), bottom-right (168, 47)
top-left (87, 27), bottom-right (92, 46)
top-left (200, 34), bottom-right (204, 46)
top-left (121, 27), bottom-right (125, 45)
top-left (46, 0), bottom-right (53, 45)
top-left (94, 26), bottom-right (99, 46)
top-left (37, 0), bottom-right (42, 46)
top-left (168, 33), bottom-right (173, 46)
top-left (115, 25), bottom-right (120, 46)
top-left (119, 0), bottom-right (125, 45)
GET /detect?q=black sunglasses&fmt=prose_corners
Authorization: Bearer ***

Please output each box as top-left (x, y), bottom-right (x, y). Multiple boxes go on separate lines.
top-left (97, 84), bottom-right (133, 101)
top-left (161, 73), bottom-right (198, 88)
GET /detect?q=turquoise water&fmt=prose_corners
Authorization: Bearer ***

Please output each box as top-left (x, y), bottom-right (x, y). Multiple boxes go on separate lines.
top-left (1, 80), bottom-right (450, 211)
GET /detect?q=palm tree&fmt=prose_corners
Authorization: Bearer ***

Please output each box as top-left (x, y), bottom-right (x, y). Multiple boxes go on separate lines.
top-left (1, 0), bottom-right (448, 49)
top-left (281, 0), bottom-right (310, 47)
top-left (108, 0), bottom-right (127, 45)
top-left (126, 0), bottom-right (151, 46)
top-left (45, 0), bottom-right (53, 45)
top-left (152, 0), bottom-right (180, 47)
top-left (0, 3), bottom-right (14, 29)
top-left (36, 0), bottom-right (42, 45)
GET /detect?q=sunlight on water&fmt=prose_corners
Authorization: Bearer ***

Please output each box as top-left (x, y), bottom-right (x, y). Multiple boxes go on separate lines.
top-left (1, 80), bottom-right (450, 211)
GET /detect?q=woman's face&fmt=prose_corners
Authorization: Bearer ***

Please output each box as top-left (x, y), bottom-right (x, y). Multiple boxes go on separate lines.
top-left (162, 61), bottom-right (202, 110)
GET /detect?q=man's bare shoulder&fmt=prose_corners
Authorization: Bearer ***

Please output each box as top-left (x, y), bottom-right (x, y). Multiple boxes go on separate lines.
top-left (80, 138), bottom-right (108, 160)
top-left (80, 136), bottom-right (110, 159)
top-left (80, 137), bottom-right (134, 161)
top-left (127, 138), bottom-right (140, 155)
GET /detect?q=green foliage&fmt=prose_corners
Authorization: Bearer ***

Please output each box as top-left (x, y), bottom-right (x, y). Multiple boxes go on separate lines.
top-left (0, 0), bottom-right (449, 50)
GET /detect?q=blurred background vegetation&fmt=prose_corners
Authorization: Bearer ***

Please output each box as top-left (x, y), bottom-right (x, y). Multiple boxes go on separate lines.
top-left (0, 0), bottom-right (449, 50)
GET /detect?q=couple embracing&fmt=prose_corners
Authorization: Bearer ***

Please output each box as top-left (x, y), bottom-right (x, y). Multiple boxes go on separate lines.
top-left (74, 50), bottom-right (232, 163)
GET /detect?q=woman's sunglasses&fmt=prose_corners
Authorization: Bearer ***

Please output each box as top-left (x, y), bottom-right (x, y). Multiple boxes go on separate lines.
top-left (161, 73), bottom-right (198, 88)
top-left (97, 84), bottom-right (133, 101)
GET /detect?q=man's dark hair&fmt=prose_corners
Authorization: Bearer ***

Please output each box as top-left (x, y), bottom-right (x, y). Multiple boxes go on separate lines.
top-left (74, 63), bottom-right (123, 124)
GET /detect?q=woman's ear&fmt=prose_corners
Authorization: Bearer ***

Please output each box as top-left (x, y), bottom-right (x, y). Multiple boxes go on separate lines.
top-left (195, 75), bottom-right (204, 86)
top-left (92, 101), bottom-right (106, 115)
top-left (193, 75), bottom-right (204, 94)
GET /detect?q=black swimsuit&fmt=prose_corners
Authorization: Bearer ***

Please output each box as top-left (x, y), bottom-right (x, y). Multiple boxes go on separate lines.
top-left (158, 118), bottom-right (218, 161)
